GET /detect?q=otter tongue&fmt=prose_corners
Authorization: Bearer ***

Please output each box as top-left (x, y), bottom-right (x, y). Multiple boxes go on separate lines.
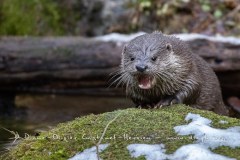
top-left (138, 75), bottom-right (152, 89)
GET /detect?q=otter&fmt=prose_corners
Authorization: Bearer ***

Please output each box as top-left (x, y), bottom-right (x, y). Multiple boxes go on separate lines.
top-left (118, 31), bottom-right (229, 116)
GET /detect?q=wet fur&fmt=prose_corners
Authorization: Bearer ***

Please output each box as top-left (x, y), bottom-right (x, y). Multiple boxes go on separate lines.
top-left (118, 32), bottom-right (229, 115)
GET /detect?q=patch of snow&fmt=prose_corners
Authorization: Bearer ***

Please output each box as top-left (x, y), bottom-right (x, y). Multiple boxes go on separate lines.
top-left (128, 113), bottom-right (239, 160)
top-left (174, 113), bottom-right (240, 149)
top-left (127, 143), bottom-right (235, 160)
top-left (127, 144), bottom-right (168, 160)
top-left (95, 32), bottom-right (240, 45)
top-left (170, 144), bottom-right (235, 160)
top-left (181, 0), bottom-right (190, 2)
top-left (227, 126), bottom-right (240, 132)
top-left (95, 32), bottom-right (145, 42)
top-left (68, 144), bottom-right (109, 160)
top-left (219, 120), bottom-right (228, 124)
top-left (175, 33), bottom-right (240, 45)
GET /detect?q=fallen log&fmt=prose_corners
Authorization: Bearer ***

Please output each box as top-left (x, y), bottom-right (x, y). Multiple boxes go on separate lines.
top-left (0, 34), bottom-right (240, 115)
top-left (0, 37), bottom-right (122, 95)
top-left (0, 34), bottom-right (240, 94)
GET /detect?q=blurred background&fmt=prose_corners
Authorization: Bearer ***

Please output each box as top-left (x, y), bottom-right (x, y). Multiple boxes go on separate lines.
top-left (0, 0), bottom-right (240, 154)
top-left (1, 0), bottom-right (240, 36)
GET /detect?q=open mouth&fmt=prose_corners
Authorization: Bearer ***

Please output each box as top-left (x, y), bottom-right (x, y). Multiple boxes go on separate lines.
top-left (137, 75), bottom-right (156, 89)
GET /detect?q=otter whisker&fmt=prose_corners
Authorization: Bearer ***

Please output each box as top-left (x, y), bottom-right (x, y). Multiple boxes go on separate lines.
top-left (125, 74), bottom-right (132, 89)
top-left (118, 31), bottom-right (229, 115)
top-left (108, 69), bottom-right (129, 87)
top-left (109, 68), bottom-right (122, 75)
top-left (108, 71), bottom-right (122, 84)
top-left (110, 75), bottom-right (124, 87)
top-left (108, 73), bottom-right (125, 88)
top-left (110, 72), bottom-right (131, 88)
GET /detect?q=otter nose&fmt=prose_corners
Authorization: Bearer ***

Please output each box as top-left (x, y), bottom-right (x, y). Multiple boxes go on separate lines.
top-left (136, 64), bottom-right (148, 72)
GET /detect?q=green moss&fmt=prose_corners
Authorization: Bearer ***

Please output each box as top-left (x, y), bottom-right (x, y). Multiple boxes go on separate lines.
top-left (2, 105), bottom-right (240, 160)
top-left (0, 0), bottom-right (63, 36)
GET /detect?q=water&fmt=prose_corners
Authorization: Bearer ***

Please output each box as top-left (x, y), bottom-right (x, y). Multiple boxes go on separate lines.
top-left (0, 95), bottom-right (133, 153)
top-left (0, 118), bottom-right (44, 154)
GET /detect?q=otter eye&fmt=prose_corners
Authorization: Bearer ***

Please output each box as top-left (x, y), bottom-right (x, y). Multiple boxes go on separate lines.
top-left (151, 56), bottom-right (157, 61)
top-left (130, 57), bottom-right (135, 61)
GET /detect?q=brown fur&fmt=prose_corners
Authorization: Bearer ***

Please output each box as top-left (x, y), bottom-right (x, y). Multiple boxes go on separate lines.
top-left (119, 32), bottom-right (229, 116)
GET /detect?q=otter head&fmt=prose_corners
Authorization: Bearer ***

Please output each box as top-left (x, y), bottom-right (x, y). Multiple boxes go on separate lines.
top-left (120, 32), bottom-right (191, 93)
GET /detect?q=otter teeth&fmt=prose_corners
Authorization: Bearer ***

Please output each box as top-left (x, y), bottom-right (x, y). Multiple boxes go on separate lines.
top-left (139, 83), bottom-right (151, 89)
top-left (138, 75), bottom-right (155, 89)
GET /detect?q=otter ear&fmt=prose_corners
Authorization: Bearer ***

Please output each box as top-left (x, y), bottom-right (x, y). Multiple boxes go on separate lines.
top-left (166, 43), bottom-right (173, 52)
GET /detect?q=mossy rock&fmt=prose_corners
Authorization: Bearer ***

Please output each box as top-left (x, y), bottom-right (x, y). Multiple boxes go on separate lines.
top-left (2, 105), bottom-right (240, 160)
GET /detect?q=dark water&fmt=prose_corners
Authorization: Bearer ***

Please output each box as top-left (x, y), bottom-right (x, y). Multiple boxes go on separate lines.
top-left (0, 95), bottom-right (133, 154)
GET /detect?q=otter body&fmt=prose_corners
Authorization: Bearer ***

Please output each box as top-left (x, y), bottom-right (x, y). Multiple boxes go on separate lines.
top-left (120, 32), bottom-right (229, 115)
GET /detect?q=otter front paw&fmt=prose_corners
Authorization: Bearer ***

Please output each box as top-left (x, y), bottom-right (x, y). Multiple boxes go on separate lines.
top-left (137, 103), bottom-right (154, 109)
top-left (132, 98), bottom-right (154, 109)
top-left (154, 96), bottom-right (179, 108)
